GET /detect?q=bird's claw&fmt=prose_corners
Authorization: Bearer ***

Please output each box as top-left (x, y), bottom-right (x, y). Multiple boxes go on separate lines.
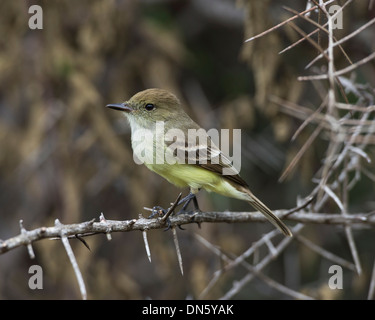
top-left (148, 206), bottom-right (166, 219)
top-left (148, 205), bottom-right (176, 231)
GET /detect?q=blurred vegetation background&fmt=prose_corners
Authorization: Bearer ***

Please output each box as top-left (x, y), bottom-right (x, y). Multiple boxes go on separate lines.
top-left (0, 0), bottom-right (374, 299)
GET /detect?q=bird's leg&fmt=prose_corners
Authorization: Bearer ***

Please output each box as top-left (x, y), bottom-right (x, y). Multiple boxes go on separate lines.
top-left (148, 192), bottom-right (200, 216)
top-left (178, 192), bottom-right (195, 210)
top-left (192, 195), bottom-right (200, 212)
top-left (177, 191), bottom-right (200, 214)
top-left (176, 191), bottom-right (201, 229)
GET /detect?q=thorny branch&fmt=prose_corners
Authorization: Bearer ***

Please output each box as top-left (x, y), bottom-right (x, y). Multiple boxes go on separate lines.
top-left (1, 206), bottom-right (374, 300)
top-left (1, 209), bottom-right (375, 256)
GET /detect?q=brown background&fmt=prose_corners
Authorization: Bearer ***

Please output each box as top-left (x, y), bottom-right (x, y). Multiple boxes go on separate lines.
top-left (0, 0), bottom-right (374, 299)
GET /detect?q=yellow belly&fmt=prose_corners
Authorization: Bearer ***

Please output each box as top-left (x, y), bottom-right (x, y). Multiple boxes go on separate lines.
top-left (145, 163), bottom-right (249, 201)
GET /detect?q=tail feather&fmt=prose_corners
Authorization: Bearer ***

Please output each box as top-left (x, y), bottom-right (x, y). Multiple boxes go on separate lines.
top-left (247, 196), bottom-right (292, 237)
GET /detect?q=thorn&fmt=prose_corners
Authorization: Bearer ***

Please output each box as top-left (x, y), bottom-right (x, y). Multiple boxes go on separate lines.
top-left (161, 192), bottom-right (182, 224)
top-left (99, 212), bottom-right (106, 222)
top-left (100, 212), bottom-right (113, 240)
top-left (19, 220), bottom-right (35, 259)
top-left (172, 227), bottom-right (183, 276)
top-left (75, 235), bottom-right (91, 251)
top-left (86, 218), bottom-right (96, 226)
top-left (142, 231), bottom-right (152, 263)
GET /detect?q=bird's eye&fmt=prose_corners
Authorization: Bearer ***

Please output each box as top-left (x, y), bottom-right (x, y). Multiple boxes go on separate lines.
top-left (145, 103), bottom-right (155, 111)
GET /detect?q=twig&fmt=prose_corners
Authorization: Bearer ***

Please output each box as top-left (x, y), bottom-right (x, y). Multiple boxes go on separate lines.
top-left (344, 226), bottom-right (362, 275)
top-left (286, 20), bottom-right (329, 62)
top-left (306, 16), bottom-right (375, 68)
top-left (298, 52), bottom-right (375, 81)
top-left (368, 258), bottom-right (375, 300)
top-left (323, 185), bottom-right (345, 212)
top-left (263, 233), bottom-right (277, 257)
top-left (283, 195), bottom-right (315, 217)
top-left (291, 97), bottom-right (327, 141)
top-left (244, 1), bottom-right (335, 43)
top-left (279, 124), bottom-right (323, 182)
top-left (296, 234), bottom-right (356, 272)
top-left (220, 224), bottom-right (304, 299)
top-left (196, 232), bottom-right (314, 300)
top-left (55, 219), bottom-right (87, 300)
top-left (270, 95), bottom-right (332, 131)
top-left (283, 2), bottom-right (353, 66)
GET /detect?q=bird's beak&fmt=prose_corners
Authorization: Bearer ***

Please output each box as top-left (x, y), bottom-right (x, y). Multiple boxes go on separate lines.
top-left (106, 102), bottom-right (133, 112)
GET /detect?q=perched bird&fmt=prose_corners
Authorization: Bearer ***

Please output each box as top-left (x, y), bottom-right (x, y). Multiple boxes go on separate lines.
top-left (106, 88), bottom-right (292, 236)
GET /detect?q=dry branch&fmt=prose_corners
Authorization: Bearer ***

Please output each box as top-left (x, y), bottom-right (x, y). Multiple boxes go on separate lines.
top-left (1, 210), bottom-right (375, 255)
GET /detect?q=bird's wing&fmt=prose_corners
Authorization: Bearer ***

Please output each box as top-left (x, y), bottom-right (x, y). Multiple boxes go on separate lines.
top-left (165, 131), bottom-right (248, 187)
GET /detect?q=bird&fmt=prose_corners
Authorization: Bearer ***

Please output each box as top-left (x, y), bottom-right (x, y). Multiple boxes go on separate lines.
top-left (106, 88), bottom-right (292, 237)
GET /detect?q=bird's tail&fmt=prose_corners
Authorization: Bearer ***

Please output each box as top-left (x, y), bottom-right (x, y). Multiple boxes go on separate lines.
top-left (246, 193), bottom-right (292, 237)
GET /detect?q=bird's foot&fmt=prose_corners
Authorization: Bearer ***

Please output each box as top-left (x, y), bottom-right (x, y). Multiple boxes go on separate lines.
top-left (147, 205), bottom-right (172, 231)
top-left (147, 192), bottom-right (201, 230)
top-left (148, 206), bottom-right (166, 218)
top-left (147, 193), bottom-right (185, 231)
